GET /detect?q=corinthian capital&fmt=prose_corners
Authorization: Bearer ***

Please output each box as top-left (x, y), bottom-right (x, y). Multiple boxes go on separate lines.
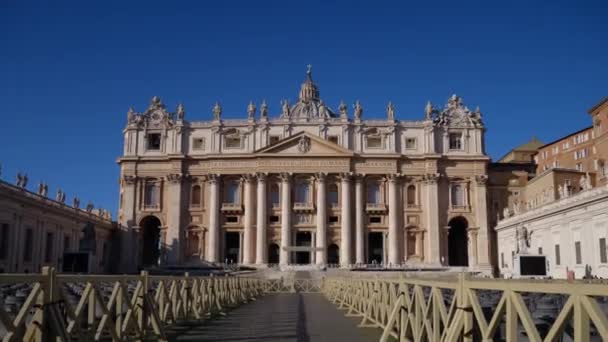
top-left (207, 174), bottom-right (221, 184)
top-left (315, 172), bottom-right (327, 183)
top-left (241, 173), bottom-right (256, 183)
top-left (338, 172), bottom-right (353, 182)
top-left (386, 173), bottom-right (403, 183)
top-left (474, 175), bottom-right (488, 185)
top-left (256, 172), bottom-right (267, 183)
top-left (279, 172), bottom-right (292, 182)
top-left (423, 173), bottom-right (441, 184)
top-left (123, 175), bottom-right (138, 185)
top-left (166, 173), bottom-right (183, 184)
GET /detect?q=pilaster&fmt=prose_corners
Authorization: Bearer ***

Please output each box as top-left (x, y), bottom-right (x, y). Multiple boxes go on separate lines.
top-left (165, 173), bottom-right (184, 265)
top-left (315, 172), bottom-right (327, 265)
top-left (355, 174), bottom-right (365, 264)
top-left (339, 173), bottom-right (352, 266)
top-left (280, 173), bottom-right (291, 265)
top-left (242, 174), bottom-right (255, 264)
top-left (206, 174), bottom-right (220, 262)
top-left (255, 173), bottom-right (268, 264)
top-left (424, 173), bottom-right (441, 264)
top-left (387, 174), bottom-right (401, 264)
top-left (474, 175), bottom-right (491, 267)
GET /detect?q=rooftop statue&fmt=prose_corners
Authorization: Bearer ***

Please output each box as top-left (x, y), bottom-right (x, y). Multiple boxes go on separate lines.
top-left (260, 100), bottom-right (268, 119)
top-left (353, 100), bottom-right (363, 120)
top-left (387, 101), bottom-right (395, 121)
top-left (247, 101), bottom-right (256, 119)
top-left (212, 102), bottom-right (222, 121)
top-left (176, 103), bottom-right (185, 120)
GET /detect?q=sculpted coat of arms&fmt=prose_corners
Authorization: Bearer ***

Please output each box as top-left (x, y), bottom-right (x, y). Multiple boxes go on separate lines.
top-left (298, 136), bottom-right (311, 153)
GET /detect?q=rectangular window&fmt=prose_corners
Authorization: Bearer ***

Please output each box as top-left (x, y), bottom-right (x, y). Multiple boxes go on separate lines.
top-left (0, 223), bottom-right (9, 259)
top-left (575, 241), bottom-right (582, 264)
top-left (144, 183), bottom-right (160, 208)
top-left (146, 133), bottom-right (161, 151)
top-left (369, 216), bottom-right (382, 224)
top-left (23, 228), bottom-right (33, 262)
top-left (405, 137), bottom-right (417, 149)
top-left (225, 216), bottom-right (238, 223)
top-left (538, 247), bottom-right (543, 255)
top-left (64, 235), bottom-right (70, 252)
top-left (45, 232), bottom-right (54, 262)
top-left (328, 136), bottom-right (339, 144)
top-left (328, 216), bottom-right (339, 224)
top-left (449, 133), bottom-right (462, 150)
top-left (269, 136), bottom-right (280, 145)
top-left (269, 215), bottom-right (280, 223)
top-left (555, 244), bottom-right (560, 265)
top-left (600, 238), bottom-right (607, 263)
top-left (192, 138), bottom-right (205, 150)
top-left (366, 136), bottom-right (382, 149)
top-left (576, 163), bottom-right (583, 171)
top-left (225, 136), bottom-right (242, 149)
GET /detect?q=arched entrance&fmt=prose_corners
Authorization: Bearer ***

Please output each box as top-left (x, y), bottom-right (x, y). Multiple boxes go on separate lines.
top-left (448, 216), bottom-right (468, 267)
top-left (327, 244), bottom-right (340, 265)
top-left (268, 243), bottom-right (280, 264)
top-left (140, 216), bottom-right (161, 267)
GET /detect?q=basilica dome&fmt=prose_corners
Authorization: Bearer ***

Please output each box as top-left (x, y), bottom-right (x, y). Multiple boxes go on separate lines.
top-left (287, 67), bottom-right (337, 120)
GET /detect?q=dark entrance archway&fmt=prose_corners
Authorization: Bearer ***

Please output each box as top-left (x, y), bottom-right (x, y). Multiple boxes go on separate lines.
top-left (327, 244), bottom-right (340, 265)
top-left (448, 216), bottom-right (469, 267)
top-left (224, 232), bottom-right (240, 264)
top-left (268, 243), bottom-right (280, 264)
top-left (140, 216), bottom-right (161, 267)
top-left (295, 231), bottom-right (312, 264)
top-left (368, 232), bottom-right (383, 264)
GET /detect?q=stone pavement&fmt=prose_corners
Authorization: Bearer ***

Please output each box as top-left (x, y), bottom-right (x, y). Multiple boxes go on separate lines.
top-left (166, 293), bottom-right (381, 341)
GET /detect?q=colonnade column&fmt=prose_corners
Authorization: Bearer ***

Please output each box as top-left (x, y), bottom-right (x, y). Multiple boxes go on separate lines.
top-left (120, 175), bottom-right (138, 273)
top-left (340, 173), bottom-right (352, 266)
top-left (242, 174), bottom-right (255, 264)
top-left (355, 175), bottom-right (365, 264)
top-left (280, 173), bottom-right (291, 265)
top-left (424, 173), bottom-right (441, 264)
top-left (206, 174), bottom-right (220, 262)
top-left (315, 173), bottom-right (327, 265)
top-left (166, 173), bottom-right (184, 265)
top-left (387, 174), bottom-right (401, 265)
top-left (255, 173), bottom-right (268, 264)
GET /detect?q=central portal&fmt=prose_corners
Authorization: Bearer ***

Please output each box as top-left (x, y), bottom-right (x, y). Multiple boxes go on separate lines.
top-left (224, 232), bottom-right (240, 264)
top-left (368, 232), bottom-right (384, 264)
top-left (295, 231), bottom-right (312, 264)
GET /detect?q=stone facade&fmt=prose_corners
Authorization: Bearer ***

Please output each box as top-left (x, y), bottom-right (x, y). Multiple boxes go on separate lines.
top-left (117, 69), bottom-right (492, 272)
top-left (0, 179), bottom-right (115, 274)
top-left (588, 97), bottom-right (608, 186)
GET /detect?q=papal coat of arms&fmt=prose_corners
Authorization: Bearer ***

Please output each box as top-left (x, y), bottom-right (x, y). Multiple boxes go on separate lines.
top-left (298, 136), bottom-right (311, 153)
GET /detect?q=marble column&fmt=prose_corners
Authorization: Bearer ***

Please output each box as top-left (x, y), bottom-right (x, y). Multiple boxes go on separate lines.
top-left (255, 173), bottom-right (268, 264)
top-left (340, 173), bottom-right (352, 266)
top-left (165, 173), bottom-right (184, 265)
top-left (280, 173), bottom-right (291, 265)
top-left (242, 174), bottom-right (255, 264)
top-left (468, 228), bottom-right (479, 267)
top-left (315, 173), bottom-right (327, 265)
top-left (355, 175), bottom-right (365, 264)
top-left (474, 175), bottom-right (491, 267)
top-left (387, 174), bottom-right (401, 265)
top-left (424, 174), bottom-right (441, 264)
top-left (206, 174), bottom-right (220, 262)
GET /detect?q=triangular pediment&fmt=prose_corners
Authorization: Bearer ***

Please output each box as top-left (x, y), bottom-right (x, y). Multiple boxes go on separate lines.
top-left (255, 131), bottom-right (354, 156)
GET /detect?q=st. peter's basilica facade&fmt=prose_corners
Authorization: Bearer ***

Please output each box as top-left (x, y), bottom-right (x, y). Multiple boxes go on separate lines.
top-left (117, 68), bottom-right (491, 272)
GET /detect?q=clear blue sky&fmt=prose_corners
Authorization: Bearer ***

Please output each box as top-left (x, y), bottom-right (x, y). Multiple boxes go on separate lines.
top-left (1, 0), bottom-right (607, 217)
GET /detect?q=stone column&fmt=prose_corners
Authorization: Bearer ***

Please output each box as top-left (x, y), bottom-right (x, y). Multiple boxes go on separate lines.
top-left (340, 173), bottom-right (352, 266)
top-left (120, 175), bottom-right (138, 272)
top-left (474, 175), bottom-right (490, 268)
top-left (206, 174), bottom-right (220, 262)
top-left (255, 173), bottom-right (268, 264)
top-left (387, 174), bottom-right (401, 265)
top-left (424, 174), bottom-right (441, 264)
top-left (468, 228), bottom-right (479, 267)
top-left (354, 175), bottom-right (365, 264)
top-left (165, 173), bottom-right (184, 265)
top-left (242, 174), bottom-right (255, 264)
top-left (315, 173), bottom-right (327, 265)
top-left (238, 231), bottom-right (244, 264)
top-left (311, 232), bottom-right (316, 264)
top-left (280, 173), bottom-right (291, 265)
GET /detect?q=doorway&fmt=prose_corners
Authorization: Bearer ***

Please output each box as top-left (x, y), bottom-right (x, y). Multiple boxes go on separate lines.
top-left (140, 216), bottom-right (161, 267)
top-left (368, 232), bottom-right (383, 264)
top-left (224, 232), bottom-right (240, 264)
top-left (448, 216), bottom-right (469, 266)
top-left (295, 231), bottom-right (312, 264)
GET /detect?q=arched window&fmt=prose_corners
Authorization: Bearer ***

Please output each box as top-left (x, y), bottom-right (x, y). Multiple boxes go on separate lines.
top-left (451, 184), bottom-right (465, 207)
top-left (406, 185), bottom-right (416, 206)
top-left (224, 180), bottom-right (239, 204)
top-left (327, 184), bottom-right (339, 205)
top-left (191, 185), bottom-right (201, 207)
top-left (295, 180), bottom-right (310, 203)
top-left (270, 183), bottom-right (280, 206)
top-left (367, 182), bottom-right (381, 204)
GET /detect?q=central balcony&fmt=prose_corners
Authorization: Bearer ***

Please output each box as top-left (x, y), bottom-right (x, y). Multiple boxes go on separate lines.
top-left (366, 203), bottom-right (387, 213)
top-left (293, 202), bottom-right (315, 212)
top-left (221, 202), bottom-right (243, 213)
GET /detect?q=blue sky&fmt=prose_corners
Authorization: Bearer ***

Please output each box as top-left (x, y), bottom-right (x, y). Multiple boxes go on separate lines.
top-left (1, 0), bottom-right (607, 216)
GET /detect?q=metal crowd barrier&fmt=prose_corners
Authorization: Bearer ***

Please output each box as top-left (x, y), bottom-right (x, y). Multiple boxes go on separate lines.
top-left (322, 274), bottom-right (608, 341)
top-left (0, 267), bottom-right (266, 341)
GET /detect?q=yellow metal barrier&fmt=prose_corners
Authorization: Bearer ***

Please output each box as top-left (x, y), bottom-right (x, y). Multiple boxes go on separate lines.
top-left (322, 274), bottom-right (608, 342)
top-left (0, 267), bottom-right (266, 341)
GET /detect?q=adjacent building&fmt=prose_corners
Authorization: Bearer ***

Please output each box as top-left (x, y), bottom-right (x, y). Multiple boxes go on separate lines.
top-left (0, 179), bottom-right (116, 274)
top-left (496, 137), bottom-right (543, 164)
top-left (588, 96), bottom-right (608, 186)
top-left (117, 69), bottom-right (493, 273)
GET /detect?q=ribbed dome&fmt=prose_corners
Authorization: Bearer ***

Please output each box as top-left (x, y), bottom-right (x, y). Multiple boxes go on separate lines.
top-left (290, 66), bottom-right (337, 120)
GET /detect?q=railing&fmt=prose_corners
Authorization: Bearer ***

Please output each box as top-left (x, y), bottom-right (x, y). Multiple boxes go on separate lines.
top-left (263, 278), bottom-right (323, 293)
top-left (0, 267), bottom-right (265, 341)
top-left (322, 274), bottom-right (608, 341)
